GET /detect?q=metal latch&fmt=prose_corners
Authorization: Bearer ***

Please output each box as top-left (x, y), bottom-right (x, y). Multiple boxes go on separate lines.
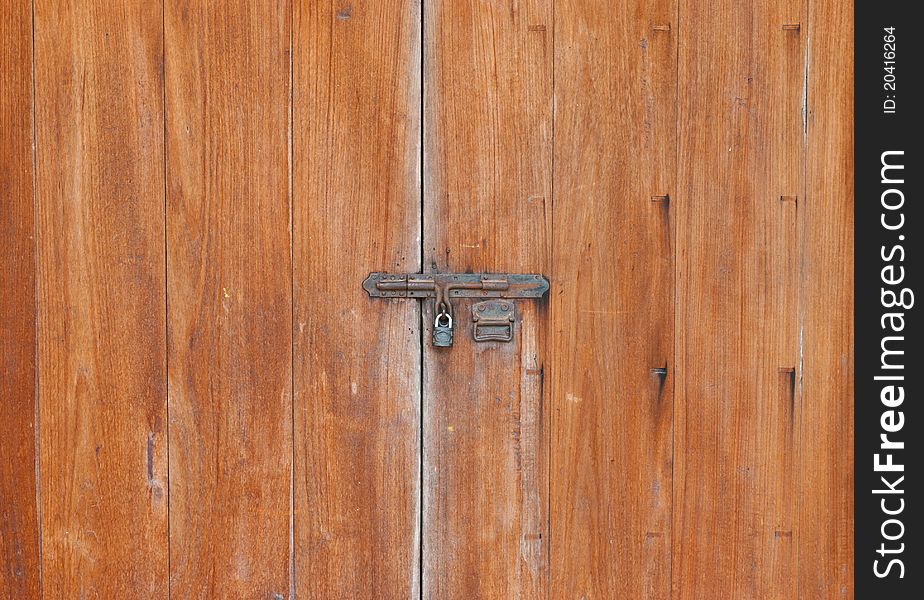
top-left (362, 272), bottom-right (549, 348)
top-left (472, 300), bottom-right (515, 343)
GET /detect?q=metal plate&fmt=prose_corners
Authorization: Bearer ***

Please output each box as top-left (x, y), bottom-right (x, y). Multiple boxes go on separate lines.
top-left (471, 300), bottom-right (516, 342)
top-left (362, 272), bottom-right (549, 299)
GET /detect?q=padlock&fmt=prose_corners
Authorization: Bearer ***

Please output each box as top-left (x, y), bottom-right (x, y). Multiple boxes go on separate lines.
top-left (432, 310), bottom-right (453, 347)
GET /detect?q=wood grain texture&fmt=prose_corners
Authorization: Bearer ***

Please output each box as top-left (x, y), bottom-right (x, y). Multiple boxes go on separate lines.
top-left (4, 1), bottom-right (858, 594)
top-left (292, 1), bottom-right (422, 597)
top-left (550, 0), bottom-right (676, 597)
top-left (673, 0), bottom-right (805, 597)
top-left (34, 0), bottom-right (168, 596)
top-left (0, 2), bottom-right (39, 597)
top-left (423, 0), bottom-right (552, 597)
top-left (165, 1), bottom-right (292, 597)
top-left (800, 0), bottom-right (854, 596)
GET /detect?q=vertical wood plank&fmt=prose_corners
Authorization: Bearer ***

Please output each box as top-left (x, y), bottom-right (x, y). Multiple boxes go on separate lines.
top-left (34, 0), bottom-right (168, 596)
top-left (800, 0), bottom-right (854, 596)
top-left (673, 0), bottom-right (805, 597)
top-left (550, 0), bottom-right (676, 597)
top-left (423, 0), bottom-right (552, 597)
top-left (0, 1), bottom-right (40, 597)
top-left (165, 2), bottom-right (292, 597)
top-left (292, 1), bottom-right (421, 597)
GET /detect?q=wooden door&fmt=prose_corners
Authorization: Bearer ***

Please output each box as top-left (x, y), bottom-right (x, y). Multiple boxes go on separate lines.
top-left (1, 1), bottom-right (852, 598)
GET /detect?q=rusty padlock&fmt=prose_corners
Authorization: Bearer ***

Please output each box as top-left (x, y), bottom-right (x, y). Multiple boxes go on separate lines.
top-left (432, 310), bottom-right (453, 347)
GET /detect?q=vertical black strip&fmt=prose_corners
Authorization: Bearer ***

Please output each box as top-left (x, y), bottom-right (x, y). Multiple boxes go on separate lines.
top-left (419, 2), bottom-right (426, 598)
top-left (855, 0), bottom-right (921, 596)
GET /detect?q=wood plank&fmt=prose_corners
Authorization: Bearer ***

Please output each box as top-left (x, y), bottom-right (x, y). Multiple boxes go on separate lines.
top-left (672, 0), bottom-right (805, 597)
top-left (165, 2), bottom-right (292, 597)
top-left (550, 0), bottom-right (676, 597)
top-left (33, 0), bottom-right (168, 596)
top-left (292, 1), bottom-right (421, 597)
top-left (422, 0), bottom-right (552, 596)
top-left (0, 1), bottom-right (40, 597)
top-left (800, 0), bottom-right (854, 596)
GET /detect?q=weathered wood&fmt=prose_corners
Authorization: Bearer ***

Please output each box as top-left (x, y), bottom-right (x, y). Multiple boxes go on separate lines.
top-left (423, 0), bottom-right (552, 596)
top-left (0, 2), bottom-right (40, 597)
top-left (292, 1), bottom-right (422, 597)
top-left (800, 0), bottom-right (854, 596)
top-left (673, 0), bottom-right (805, 597)
top-left (7, 2), bottom-right (858, 594)
top-left (165, 1), bottom-right (292, 597)
top-left (34, 0), bottom-right (168, 596)
top-left (550, 0), bottom-right (676, 597)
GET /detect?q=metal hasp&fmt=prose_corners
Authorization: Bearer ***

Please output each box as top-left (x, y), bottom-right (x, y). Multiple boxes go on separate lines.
top-left (472, 300), bottom-right (516, 343)
top-left (363, 272), bottom-right (549, 348)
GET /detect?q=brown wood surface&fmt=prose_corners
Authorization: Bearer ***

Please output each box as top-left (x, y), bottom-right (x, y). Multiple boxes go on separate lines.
top-left (673, 0), bottom-right (806, 597)
top-left (550, 0), bottom-right (677, 597)
top-left (3, 2), bottom-right (856, 596)
top-left (165, 1), bottom-right (292, 597)
top-left (0, 2), bottom-right (39, 598)
top-left (292, 1), bottom-right (422, 597)
top-left (800, 0), bottom-right (854, 596)
top-left (423, 0), bottom-right (552, 597)
top-left (34, 0), bottom-right (168, 597)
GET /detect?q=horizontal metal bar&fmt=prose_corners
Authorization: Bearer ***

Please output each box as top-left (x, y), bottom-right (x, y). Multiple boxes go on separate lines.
top-left (362, 272), bottom-right (549, 299)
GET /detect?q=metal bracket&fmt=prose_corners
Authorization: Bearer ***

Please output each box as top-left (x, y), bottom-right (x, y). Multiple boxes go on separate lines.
top-left (363, 272), bottom-right (548, 347)
top-left (472, 300), bottom-right (516, 342)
